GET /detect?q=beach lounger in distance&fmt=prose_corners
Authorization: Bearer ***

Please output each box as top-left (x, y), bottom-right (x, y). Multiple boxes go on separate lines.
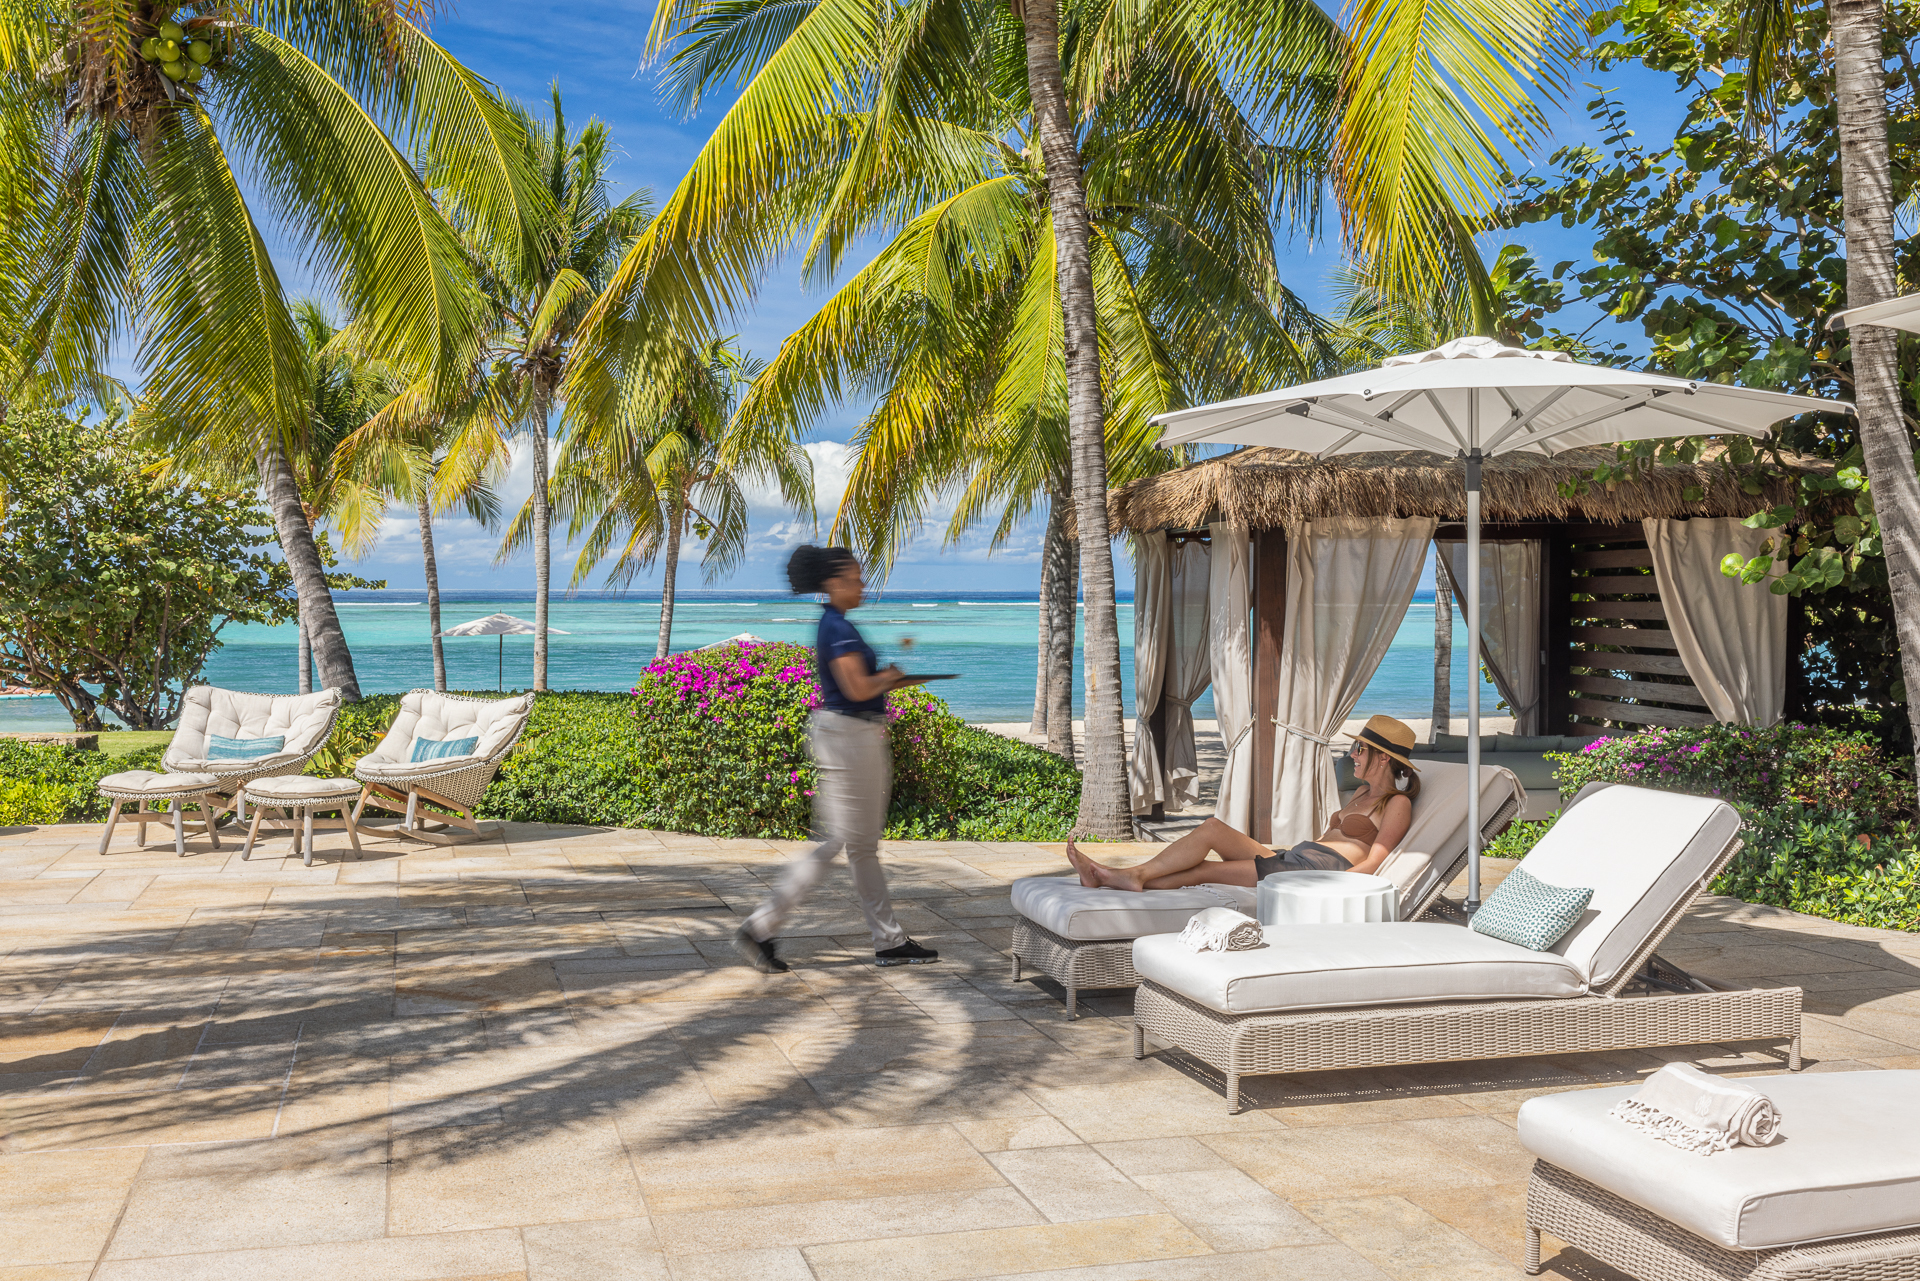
top-left (1008, 762), bottom-right (1523, 1017)
top-left (1130, 783), bottom-right (1802, 1111)
top-left (352, 690), bottom-right (534, 844)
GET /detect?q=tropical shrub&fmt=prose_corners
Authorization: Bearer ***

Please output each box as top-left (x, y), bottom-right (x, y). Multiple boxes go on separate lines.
top-left (0, 778), bottom-right (67, 827)
top-left (0, 739), bottom-right (167, 822)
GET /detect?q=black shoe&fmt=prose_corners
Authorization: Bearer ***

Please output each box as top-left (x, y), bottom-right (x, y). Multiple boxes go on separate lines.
top-left (875, 938), bottom-right (940, 966)
top-left (736, 926), bottom-right (790, 973)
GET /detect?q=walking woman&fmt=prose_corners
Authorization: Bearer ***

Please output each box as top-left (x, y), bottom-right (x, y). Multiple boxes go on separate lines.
top-left (736, 546), bottom-right (941, 973)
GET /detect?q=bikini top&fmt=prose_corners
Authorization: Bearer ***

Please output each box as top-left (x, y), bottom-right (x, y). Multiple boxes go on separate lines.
top-left (1334, 809), bottom-right (1380, 844)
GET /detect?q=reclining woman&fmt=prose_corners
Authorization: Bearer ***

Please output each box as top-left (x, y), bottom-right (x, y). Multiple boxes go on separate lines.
top-left (1068, 714), bottom-right (1422, 891)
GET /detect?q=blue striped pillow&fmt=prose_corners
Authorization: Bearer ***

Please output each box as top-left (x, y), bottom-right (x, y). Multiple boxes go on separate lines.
top-left (1470, 866), bottom-right (1594, 951)
top-left (206, 733), bottom-right (285, 760)
top-left (410, 735), bottom-right (479, 763)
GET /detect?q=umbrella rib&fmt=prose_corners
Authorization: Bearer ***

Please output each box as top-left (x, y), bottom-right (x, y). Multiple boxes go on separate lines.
top-left (1638, 398), bottom-right (1775, 437)
top-left (1420, 392), bottom-right (1469, 451)
top-left (1156, 401), bottom-right (1297, 445)
top-left (1296, 401), bottom-right (1457, 454)
top-left (1493, 390), bottom-right (1665, 453)
top-left (1481, 385), bottom-right (1577, 453)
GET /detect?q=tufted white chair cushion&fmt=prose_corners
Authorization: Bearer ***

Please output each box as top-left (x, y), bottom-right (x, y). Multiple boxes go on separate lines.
top-left (166, 687), bottom-right (342, 773)
top-left (359, 690), bottom-right (534, 773)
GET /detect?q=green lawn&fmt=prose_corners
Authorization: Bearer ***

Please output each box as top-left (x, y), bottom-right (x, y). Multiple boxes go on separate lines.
top-left (97, 730), bottom-right (174, 757)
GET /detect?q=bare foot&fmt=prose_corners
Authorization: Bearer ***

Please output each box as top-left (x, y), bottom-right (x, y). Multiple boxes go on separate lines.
top-left (1090, 860), bottom-right (1145, 893)
top-left (1066, 839), bottom-right (1099, 888)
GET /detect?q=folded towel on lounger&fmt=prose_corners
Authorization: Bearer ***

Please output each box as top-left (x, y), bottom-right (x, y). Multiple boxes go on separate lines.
top-left (1179, 907), bottom-right (1264, 953)
top-left (1608, 1062), bottom-right (1781, 1153)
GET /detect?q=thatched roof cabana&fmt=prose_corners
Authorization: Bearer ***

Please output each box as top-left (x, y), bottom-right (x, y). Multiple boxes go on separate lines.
top-left (1109, 445), bottom-right (1834, 533)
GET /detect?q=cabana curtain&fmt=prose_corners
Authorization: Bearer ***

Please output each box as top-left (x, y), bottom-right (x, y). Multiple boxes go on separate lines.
top-left (1643, 517), bottom-right (1787, 726)
top-left (1440, 540), bottom-right (1544, 735)
top-left (1126, 534), bottom-right (1170, 814)
top-left (1269, 516), bottom-right (1437, 846)
top-left (1209, 523), bottom-right (1255, 830)
top-left (1164, 539), bottom-right (1213, 808)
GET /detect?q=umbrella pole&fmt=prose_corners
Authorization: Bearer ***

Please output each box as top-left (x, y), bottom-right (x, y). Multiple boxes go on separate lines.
top-left (1465, 447), bottom-right (1484, 914)
top-left (498, 635), bottom-right (504, 691)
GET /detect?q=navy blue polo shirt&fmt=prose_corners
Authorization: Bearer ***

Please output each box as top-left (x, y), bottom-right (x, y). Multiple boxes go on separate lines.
top-left (816, 604), bottom-right (884, 715)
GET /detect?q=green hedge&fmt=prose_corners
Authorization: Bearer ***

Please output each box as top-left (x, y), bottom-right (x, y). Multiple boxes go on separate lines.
top-left (0, 739), bottom-right (166, 825)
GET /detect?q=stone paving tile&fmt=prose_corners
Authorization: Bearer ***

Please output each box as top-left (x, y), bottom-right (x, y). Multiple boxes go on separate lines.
top-left (0, 824), bottom-right (1917, 1279)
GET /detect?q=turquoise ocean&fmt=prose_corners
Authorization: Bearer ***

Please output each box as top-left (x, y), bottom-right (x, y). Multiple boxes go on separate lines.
top-left (0, 590), bottom-right (1500, 731)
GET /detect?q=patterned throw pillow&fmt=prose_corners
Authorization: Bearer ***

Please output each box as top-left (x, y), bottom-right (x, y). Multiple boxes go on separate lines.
top-left (205, 733), bottom-right (286, 760)
top-left (1470, 865), bottom-right (1595, 951)
top-left (410, 735), bottom-right (480, 763)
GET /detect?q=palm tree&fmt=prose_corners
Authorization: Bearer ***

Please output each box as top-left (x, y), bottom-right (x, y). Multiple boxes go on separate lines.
top-left (575, 0), bottom-right (1583, 834)
top-left (432, 88), bottom-right (653, 691)
top-left (552, 338), bottom-right (811, 657)
top-left (0, 0), bottom-right (544, 702)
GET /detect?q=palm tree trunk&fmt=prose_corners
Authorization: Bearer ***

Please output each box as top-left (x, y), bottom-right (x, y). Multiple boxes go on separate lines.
top-left (1045, 494), bottom-right (1077, 760)
top-left (1831, 0), bottom-right (1920, 767)
top-left (1031, 508), bottom-right (1056, 735)
top-left (529, 384), bottom-right (555, 693)
top-left (261, 439), bottom-right (360, 701)
top-left (418, 486), bottom-right (446, 692)
top-left (297, 613), bottom-right (313, 695)
top-left (657, 496), bottom-right (684, 660)
top-left (1432, 557), bottom-right (1452, 737)
top-left (1021, 0), bottom-right (1128, 835)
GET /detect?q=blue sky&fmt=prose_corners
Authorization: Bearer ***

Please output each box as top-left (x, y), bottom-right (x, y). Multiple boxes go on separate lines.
top-left (324, 1), bottom-right (1698, 596)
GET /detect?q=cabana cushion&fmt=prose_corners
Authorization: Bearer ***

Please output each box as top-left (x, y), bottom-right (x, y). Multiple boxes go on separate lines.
top-left (167, 687), bottom-right (342, 774)
top-left (1518, 1070), bottom-right (1920, 1250)
top-left (1012, 879), bottom-right (1255, 942)
top-left (1133, 922), bottom-right (1587, 1015)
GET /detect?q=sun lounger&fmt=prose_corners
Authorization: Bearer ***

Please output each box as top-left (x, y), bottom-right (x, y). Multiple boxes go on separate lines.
top-left (97, 687), bottom-right (343, 856)
top-left (1008, 762), bottom-right (1524, 1017)
top-left (351, 690), bottom-right (534, 844)
top-left (1130, 783), bottom-right (1803, 1111)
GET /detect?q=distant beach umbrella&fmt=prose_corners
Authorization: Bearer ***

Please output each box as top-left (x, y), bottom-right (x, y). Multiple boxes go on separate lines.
top-left (692, 632), bottom-right (769, 651)
top-left (437, 614), bottom-right (570, 691)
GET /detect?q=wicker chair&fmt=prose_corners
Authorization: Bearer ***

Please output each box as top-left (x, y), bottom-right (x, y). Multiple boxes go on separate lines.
top-left (1009, 762), bottom-right (1524, 1017)
top-left (97, 687), bottom-right (342, 856)
top-left (1129, 784), bottom-right (1803, 1112)
top-left (351, 690), bottom-right (534, 844)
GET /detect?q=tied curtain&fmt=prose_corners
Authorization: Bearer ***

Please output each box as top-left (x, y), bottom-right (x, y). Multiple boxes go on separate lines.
top-left (1126, 534), bottom-right (1170, 814)
top-left (1164, 539), bottom-right (1213, 809)
top-left (1440, 540), bottom-right (1544, 735)
top-left (1209, 523), bottom-right (1256, 830)
top-left (1643, 517), bottom-right (1787, 725)
top-left (1268, 516), bottom-right (1436, 846)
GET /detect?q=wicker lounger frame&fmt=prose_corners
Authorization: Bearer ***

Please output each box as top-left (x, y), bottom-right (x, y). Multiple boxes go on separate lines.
top-left (1526, 1160), bottom-right (1920, 1280)
top-left (352, 691), bottom-right (532, 845)
top-left (1130, 835), bottom-right (1805, 1112)
top-left (1010, 791), bottom-right (1518, 1019)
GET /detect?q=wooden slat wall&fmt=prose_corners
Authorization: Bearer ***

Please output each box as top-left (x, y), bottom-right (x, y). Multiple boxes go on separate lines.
top-left (1561, 527), bottom-right (1714, 732)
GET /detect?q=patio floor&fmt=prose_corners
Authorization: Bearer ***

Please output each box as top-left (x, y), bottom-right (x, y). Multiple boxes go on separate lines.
top-left (3, 820), bottom-right (1918, 1281)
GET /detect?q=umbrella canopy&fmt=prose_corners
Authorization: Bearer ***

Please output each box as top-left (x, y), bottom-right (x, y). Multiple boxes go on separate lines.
top-left (437, 613), bottom-right (568, 638)
top-left (1150, 337), bottom-right (1849, 911)
top-left (1830, 293), bottom-right (1920, 335)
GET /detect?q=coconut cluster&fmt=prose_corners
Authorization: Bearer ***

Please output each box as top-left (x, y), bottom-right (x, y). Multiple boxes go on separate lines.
top-left (137, 19), bottom-right (216, 85)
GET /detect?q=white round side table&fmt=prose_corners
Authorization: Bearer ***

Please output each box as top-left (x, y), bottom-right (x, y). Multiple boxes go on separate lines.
top-left (1257, 869), bottom-right (1398, 926)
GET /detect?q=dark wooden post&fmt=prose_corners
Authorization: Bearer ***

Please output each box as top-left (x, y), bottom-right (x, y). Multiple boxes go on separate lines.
top-left (1541, 528), bottom-right (1575, 734)
top-left (1783, 596), bottom-right (1809, 721)
top-left (1251, 528), bottom-right (1287, 843)
top-left (1147, 536), bottom-right (1171, 820)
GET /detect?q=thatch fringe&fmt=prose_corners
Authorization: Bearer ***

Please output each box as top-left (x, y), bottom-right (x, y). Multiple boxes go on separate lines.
top-left (1107, 445), bottom-right (1832, 533)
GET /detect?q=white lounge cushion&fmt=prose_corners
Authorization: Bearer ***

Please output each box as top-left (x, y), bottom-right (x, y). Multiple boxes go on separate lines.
top-left (357, 690), bottom-right (533, 769)
top-left (245, 775), bottom-right (361, 802)
top-left (1526, 784), bottom-right (1742, 989)
top-left (167, 686), bottom-right (341, 773)
top-left (1012, 877), bottom-right (1256, 941)
top-left (1518, 1070), bottom-right (1920, 1250)
top-left (1133, 922), bottom-right (1587, 1015)
top-left (99, 769), bottom-right (219, 796)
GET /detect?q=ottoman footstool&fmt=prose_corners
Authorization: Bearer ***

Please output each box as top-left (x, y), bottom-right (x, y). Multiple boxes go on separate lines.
top-left (1518, 1070), bottom-right (1920, 1279)
top-left (97, 770), bottom-right (224, 857)
top-left (241, 776), bottom-right (364, 866)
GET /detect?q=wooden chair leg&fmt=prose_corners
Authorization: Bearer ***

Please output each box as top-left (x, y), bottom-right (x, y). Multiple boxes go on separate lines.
top-left (171, 804), bottom-right (186, 858)
top-left (404, 790), bottom-right (418, 831)
top-left (136, 806), bottom-right (149, 848)
top-left (290, 810), bottom-right (303, 858)
top-left (351, 785), bottom-right (371, 824)
top-left (201, 795), bottom-right (222, 850)
top-left (341, 802), bottom-right (362, 854)
top-left (302, 809), bottom-right (316, 867)
top-left (241, 805), bottom-right (266, 860)
top-left (98, 800), bottom-right (122, 855)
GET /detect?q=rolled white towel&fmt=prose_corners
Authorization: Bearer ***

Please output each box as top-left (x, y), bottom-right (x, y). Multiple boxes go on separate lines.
top-left (1179, 906), bottom-right (1264, 953)
top-left (1608, 1062), bottom-right (1782, 1153)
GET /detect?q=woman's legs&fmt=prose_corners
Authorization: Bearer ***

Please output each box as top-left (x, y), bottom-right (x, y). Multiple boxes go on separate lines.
top-left (1066, 818), bottom-right (1271, 892)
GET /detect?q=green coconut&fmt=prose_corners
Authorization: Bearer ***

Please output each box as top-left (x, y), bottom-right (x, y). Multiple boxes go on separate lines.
top-left (160, 56), bottom-right (188, 80)
top-left (139, 36), bottom-right (162, 60)
top-left (188, 40), bottom-right (212, 64)
top-left (158, 38), bottom-right (181, 61)
top-left (183, 61), bottom-right (206, 83)
top-left (157, 20), bottom-right (185, 40)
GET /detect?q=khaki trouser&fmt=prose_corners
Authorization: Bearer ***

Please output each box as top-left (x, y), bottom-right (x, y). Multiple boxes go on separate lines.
top-left (744, 711), bottom-right (907, 949)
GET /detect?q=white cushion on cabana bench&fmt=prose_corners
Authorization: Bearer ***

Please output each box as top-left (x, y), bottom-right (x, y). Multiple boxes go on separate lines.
top-left (1133, 922), bottom-right (1587, 1015)
top-left (1013, 877), bottom-right (1256, 941)
top-left (1519, 1070), bottom-right (1920, 1250)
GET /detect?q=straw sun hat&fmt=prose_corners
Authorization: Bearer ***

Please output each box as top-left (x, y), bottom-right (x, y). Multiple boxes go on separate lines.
top-left (1353, 714), bottom-right (1420, 771)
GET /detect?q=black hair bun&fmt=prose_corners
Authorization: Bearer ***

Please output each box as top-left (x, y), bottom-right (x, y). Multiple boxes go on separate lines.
top-left (786, 545), bottom-right (856, 594)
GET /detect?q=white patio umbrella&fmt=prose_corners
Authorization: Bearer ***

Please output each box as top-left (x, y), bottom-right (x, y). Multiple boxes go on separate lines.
top-left (1150, 337), bottom-right (1848, 911)
top-left (437, 613), bottom-right (570, 691)
top-left (1829, 293), bottom-right (1920, 334)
